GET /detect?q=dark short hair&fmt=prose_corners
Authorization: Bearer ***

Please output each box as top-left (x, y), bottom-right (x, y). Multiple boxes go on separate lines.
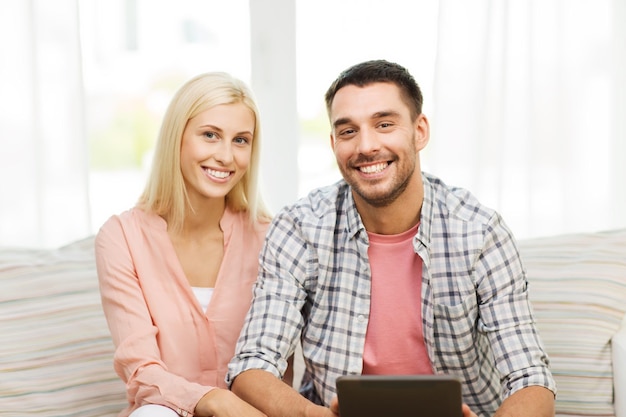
top-left (324, 59), bottom-right (423, 120)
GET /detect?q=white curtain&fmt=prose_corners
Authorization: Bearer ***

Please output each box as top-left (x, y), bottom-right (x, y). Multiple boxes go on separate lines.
top-left (0, 0), bottom-right (90, 248)
top-left (1, 0), bottom-right (624, 248)
top-left (427, 0), bottom-right (626, 238)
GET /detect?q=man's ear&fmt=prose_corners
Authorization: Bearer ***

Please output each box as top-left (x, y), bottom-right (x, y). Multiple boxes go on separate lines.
top-left (329, 132), bottom-right (335, 151)
top-left (415, 113), bottom-right (430, 151)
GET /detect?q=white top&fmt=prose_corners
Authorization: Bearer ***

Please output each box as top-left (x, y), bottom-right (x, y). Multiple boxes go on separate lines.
top-left (191, 286), bottom-right (214, 312)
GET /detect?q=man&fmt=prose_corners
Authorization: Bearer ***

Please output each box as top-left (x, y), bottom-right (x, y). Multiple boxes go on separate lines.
top-left (227, 60), bottom-right (556, 417)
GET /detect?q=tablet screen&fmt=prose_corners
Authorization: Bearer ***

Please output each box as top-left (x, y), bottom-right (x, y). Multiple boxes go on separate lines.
top-left (336, 374), bottom-right (463, 417)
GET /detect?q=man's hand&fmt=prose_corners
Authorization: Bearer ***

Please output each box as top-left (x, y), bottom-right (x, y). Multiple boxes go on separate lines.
top-left (462, 403), bottom-right (478, 417)
top-left (329, 396), bottom-right (340, 416)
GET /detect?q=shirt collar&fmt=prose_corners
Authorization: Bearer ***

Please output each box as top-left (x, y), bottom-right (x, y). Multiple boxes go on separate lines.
top-left (340, 181), bottom-right (367, 241)
top-left (417, 172), bottom-right (434, 250)
top-left (340, 175), bottom-right (434, 250)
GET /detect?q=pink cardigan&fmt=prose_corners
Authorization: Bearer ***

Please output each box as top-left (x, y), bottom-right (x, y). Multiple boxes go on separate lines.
top-left (95, 207), bottom-right (268, 417)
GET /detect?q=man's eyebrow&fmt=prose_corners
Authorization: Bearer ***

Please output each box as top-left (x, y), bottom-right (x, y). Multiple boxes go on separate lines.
top-left (372, 110), bottom-right (400, 119)
top-left (333, 117), bottom-right (352, 129)
top-left (332, 110), bottom-right (401, 129)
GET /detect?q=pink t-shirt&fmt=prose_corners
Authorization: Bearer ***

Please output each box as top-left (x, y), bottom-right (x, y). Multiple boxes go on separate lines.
top-left (95, 207), bottom-right (268, 417)
top-left (362, 223), bottom-right (433, 375)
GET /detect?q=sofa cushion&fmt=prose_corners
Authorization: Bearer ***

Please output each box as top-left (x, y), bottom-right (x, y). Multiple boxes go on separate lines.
top-left (519, 228), bottom-right (626, 417)
top-left (0, 236), bottom-right (126, 416)
top-left (2, 229), bottom-right (625, 417)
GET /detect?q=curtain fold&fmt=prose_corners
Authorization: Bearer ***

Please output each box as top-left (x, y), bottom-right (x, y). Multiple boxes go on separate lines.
top-left (0, 0), bottom-right (623, 248)
top-left (610, 0), bottom-right (626, 226)
top-left (429, 0), bottom-right (624, 239)
top-left (0, 0), bottom-right (90, 248)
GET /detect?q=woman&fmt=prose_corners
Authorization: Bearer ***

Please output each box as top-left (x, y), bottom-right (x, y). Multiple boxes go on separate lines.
top-left (95, 72), bottom-right (271, 417)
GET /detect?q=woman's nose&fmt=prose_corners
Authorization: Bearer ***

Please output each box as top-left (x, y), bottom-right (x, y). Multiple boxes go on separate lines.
top-left (213, 140), bottom-right (234, 164)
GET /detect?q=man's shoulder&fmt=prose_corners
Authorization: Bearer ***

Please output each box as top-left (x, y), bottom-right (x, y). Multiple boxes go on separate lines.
top-left (422, 173), bottom-right (518, 263)
top-left (278, 179), bottom-right (351, 219)
top-left (264, 180), bottom-right (352, 247)
top-left (423, 172), bottom-right (496, 224)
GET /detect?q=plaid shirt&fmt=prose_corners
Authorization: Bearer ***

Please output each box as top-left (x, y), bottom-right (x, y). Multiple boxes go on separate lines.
top-left (227, 172), bottom-right (556, 416)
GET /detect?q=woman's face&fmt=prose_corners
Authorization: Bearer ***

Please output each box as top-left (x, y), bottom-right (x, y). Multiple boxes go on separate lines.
top-left (179, 102), bottom-right (255, 204)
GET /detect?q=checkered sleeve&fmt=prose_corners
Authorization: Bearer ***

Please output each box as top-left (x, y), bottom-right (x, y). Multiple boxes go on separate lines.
top-left (474, 212), bottom-right (556, 397)
top-left (226, 209), bottom-right (310, 385)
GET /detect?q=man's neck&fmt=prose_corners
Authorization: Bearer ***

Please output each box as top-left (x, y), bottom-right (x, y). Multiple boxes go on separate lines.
top-left (355, 179), bottom-right (424, 235)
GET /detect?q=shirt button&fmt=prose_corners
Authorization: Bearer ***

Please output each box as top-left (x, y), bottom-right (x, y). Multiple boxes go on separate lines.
top-left (181, 411), bottom-right (188, 417)
top-left (357, 314), bottom-right (365, 322)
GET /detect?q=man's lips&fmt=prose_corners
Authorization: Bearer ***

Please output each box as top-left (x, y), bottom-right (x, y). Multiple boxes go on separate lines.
top-left (357, 161), bottom-right (389, 174)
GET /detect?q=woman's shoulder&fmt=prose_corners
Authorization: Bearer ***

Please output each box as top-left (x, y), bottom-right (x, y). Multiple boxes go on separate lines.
top-left (97, 207), bottom-right (165, 239)
top-left (224, 208), bottom-right (270, 240)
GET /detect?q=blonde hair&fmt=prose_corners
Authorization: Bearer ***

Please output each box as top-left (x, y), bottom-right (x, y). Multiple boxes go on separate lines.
top-left (137, 72), bottom-right (271, 231)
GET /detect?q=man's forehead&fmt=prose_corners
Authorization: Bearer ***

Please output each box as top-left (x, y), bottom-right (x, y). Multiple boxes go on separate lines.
top-left (330, 83), bottom-right (406, 122)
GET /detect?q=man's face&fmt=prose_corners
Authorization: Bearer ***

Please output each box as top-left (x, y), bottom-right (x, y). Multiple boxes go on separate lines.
top-left (329, 82), bottom-right (429, 208)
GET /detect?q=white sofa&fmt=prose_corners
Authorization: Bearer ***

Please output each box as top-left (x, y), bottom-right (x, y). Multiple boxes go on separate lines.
top-left (1, 229), bottom-right (625, 417)
top-left (518, 229), bottom-right (626, 416)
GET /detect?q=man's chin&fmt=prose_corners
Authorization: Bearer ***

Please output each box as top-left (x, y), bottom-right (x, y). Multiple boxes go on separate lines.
top-left (351, 187), bottom-right (395, 208)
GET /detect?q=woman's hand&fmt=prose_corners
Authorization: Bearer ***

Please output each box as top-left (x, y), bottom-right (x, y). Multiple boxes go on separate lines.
top-left (194, 388), bottom-right (267, 417)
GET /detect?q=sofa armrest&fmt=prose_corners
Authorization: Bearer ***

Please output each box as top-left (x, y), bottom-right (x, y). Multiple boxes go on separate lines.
top-left (614, 315), bottom-right (626, 417)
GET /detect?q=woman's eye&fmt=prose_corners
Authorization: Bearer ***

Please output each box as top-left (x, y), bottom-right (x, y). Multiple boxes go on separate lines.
top-left (203, 131), bottom-right (217, 140)
top-left (234, 137), bottom-right (250, 145)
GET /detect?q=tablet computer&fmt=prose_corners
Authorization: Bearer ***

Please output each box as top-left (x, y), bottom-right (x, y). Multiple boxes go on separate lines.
top-left (336, 374), bottom-right (463, 417)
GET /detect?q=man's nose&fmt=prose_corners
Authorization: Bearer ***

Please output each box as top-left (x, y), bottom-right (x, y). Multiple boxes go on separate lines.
top-left (356, 128), bottom-right (381, 154)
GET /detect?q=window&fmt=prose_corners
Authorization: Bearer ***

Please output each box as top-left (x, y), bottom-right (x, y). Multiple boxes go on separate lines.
top-left (80, 0), bottom-right (251, 231)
